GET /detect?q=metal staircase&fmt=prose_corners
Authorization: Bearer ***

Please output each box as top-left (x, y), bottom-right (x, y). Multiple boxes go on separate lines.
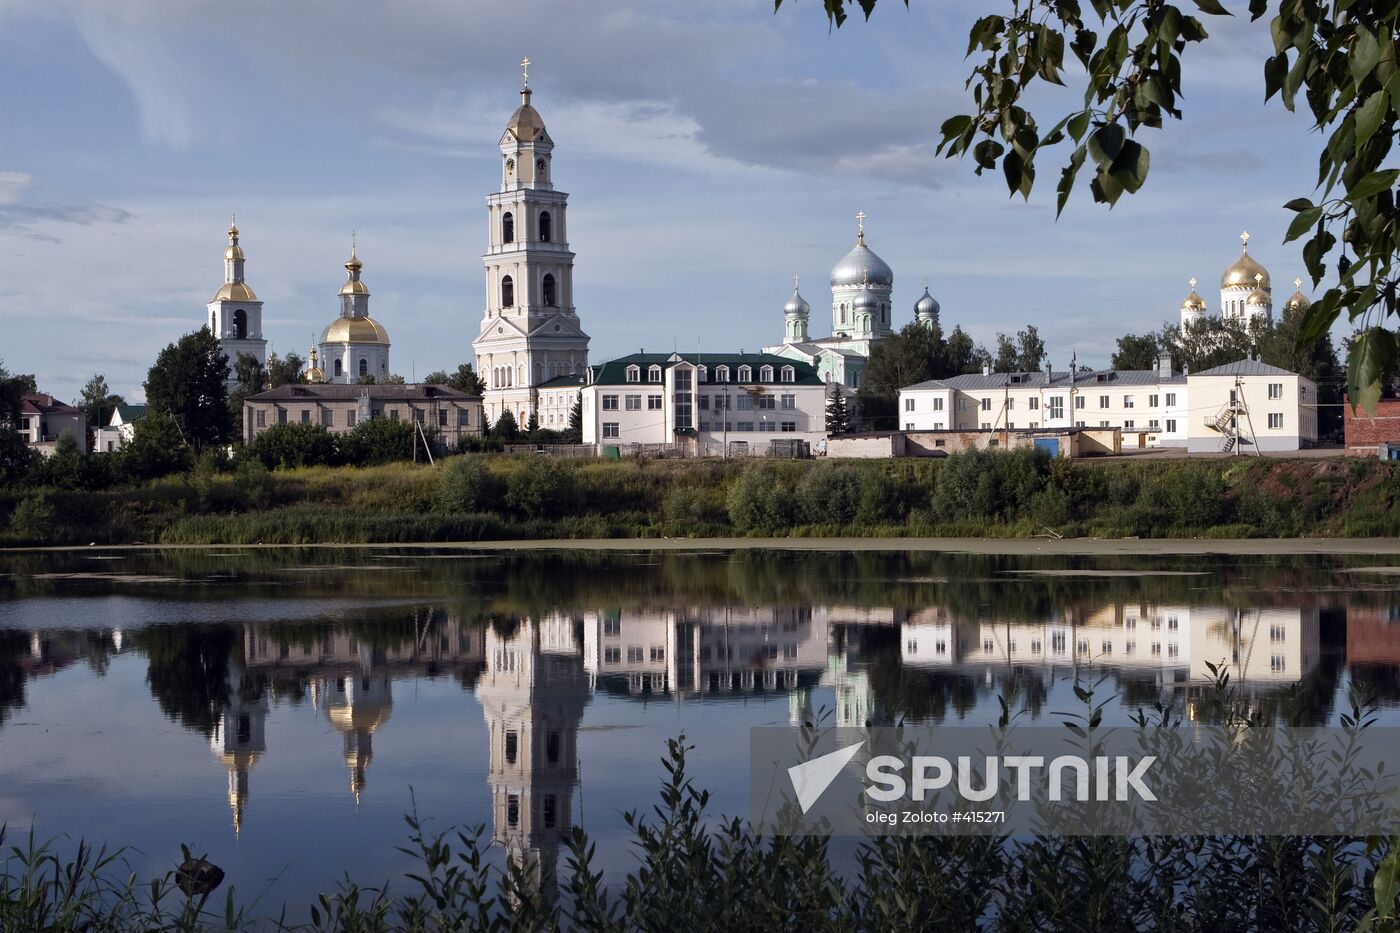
top-left (1202, 375), bottom-right (1258, 455)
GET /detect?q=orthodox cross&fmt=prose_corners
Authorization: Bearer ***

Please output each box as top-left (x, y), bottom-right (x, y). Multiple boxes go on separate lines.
top-left (1240, 230), bottom-right (1250, 250)
top-left (856, 210), bottom-right (866, 237)
top-left (521, 57), bottom-right (531, 87)
top-left (1189, 276), bottom-right (1198, 290)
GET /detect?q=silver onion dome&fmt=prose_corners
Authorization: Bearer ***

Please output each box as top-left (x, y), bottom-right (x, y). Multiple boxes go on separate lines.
top-left (915, 287), bottom-right (940, 319)
top-left (853, 287), bottom-right (879, 312)
top-left (784, 284), bottom-right (810, 317)
top-left (830, 240), bottom-right (894, 289)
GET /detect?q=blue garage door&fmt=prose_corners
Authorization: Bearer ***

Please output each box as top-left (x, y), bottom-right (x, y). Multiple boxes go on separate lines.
top-left (1033, 438), bottom-right (1060, 457)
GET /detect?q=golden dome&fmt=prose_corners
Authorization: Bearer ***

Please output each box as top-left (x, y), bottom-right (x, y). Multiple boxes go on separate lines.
top-left (339, 279), bottom-right (369, 297)
top-left (506, 88), bottom-right (546, 142)
top-left (213, 282), bottom-right (258, 302)
top-left (1181, 276), bottom-right (1206, 311)
top-left (1246, 273), bottom-right (1270, 305)
top-left (327, 702), bottom-right (392, 734)
top-left (225, 243), bottom-right (245, 261)
top-left (1221, 231), bottom-right (1270, 290)
top-left (345, 250), bottom-right (362, 273)
top-left (1285, 277), bottom-right (1311, 312)
top-left (321, 316), bottom-right (390, 345)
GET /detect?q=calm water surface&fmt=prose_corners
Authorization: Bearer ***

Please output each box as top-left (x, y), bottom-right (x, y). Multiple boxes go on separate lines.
top-left (2, 547), bottom-right (1399, 911)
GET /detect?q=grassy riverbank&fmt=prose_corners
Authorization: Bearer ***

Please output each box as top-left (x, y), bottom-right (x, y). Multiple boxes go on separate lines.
top-left (3, 450), bottom-right (1399, 546)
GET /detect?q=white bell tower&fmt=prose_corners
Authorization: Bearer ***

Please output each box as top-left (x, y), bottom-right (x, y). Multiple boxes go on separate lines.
top-left (473, 59), bottom-right (590, 428)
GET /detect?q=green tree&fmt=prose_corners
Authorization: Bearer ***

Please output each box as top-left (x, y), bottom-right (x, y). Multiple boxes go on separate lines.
top-left (427, 363), bottom-right (488, 395)
top-left (246, 422), bottom-right (341, 470)
top-left (122, 409), bottom-right (193, 480)
top-left (0, 362), bottom-right (36, 482)
top-left (567, 393), bottom-right (583, 443)
top-left (993, 326), bottom-right (1047, 372)
top-left (265, 352), bottom-right (305, 388)
top-left (525, 410), bottom-right (541, 434)
top-left (0, 362), bottom-right (37, 427)
top-left (340, 417), bottom-right (418, 466)
top-left (1111, 333), bottom-right (1162, 371)
top-left (1161, 317), bottom-right (1258, 373)
top-left (144, 328), bottom-right (231, 450)
top-left (78, 374), bottom-right (123, 441)
top-left (782, 0), bottom-right (1400, 409)
top-left (227, 352), bottom-right (267, 423)
top-left (505, 456), bottom-right (573, 518)
top-left (493, 409), bottom-right (520, 442)
top-left (381, 373), bottom-right (407, 385)
top-left (436, 456), bottom-right (502, 512)
top-left (946, 325), bottom-right (989, 376)
top-left (825, 386), bottom-right (851, 435)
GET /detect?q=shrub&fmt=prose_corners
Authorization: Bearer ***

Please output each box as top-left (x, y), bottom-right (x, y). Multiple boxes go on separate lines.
top-left (726, 464), bottom-right (794, 532)
top-left (796, 463), bottom-right (863, 524)
top-left (932, 448), bottom-right (1049, 522)
top-left (340, 418), bottom-right (423, 467)
top-left (662, 483), bottom-right (728, 527)
top-left (246, 422), bottom-right (341, 470)
top-left (436, 456), bottom-right (502, 513)
top-left (505, 456), bottom-right (573, 518)
top-left (7, 494), bottom-right (58, 543)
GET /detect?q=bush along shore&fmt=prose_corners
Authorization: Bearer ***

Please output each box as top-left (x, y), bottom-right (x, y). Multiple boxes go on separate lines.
top-left (5, 446), bottom-right (1400, 547)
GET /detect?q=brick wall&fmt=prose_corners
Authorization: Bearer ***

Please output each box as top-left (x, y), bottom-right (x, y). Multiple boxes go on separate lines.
top-left (1343, 397), bottom-right (1400, 456)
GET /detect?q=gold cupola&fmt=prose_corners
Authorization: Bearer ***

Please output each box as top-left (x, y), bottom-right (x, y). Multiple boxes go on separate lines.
top-left (1181, 276), bottom-right (1207, 311)
top-left (1284, 277), bottom-right (1312, 313)
top-left (1222, 230), bottom-right (1271, 290)
top-left (305, 344), bottom-right (325, 384)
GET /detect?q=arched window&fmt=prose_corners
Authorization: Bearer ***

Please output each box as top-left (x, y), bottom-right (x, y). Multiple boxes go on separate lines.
top-left (759, 365), bottom-right (773, 383)
top-left (334, 359), bottom-right (343, 378)
top-left (502, 211), bottom-right (514, 244)
top-left (232, 308), bottom-right (248, 340)
top-left (540, 211), bottom-right (552, 242)
top-left (781, 365), bottom-right (795, 383)
top-left (716, 365), bottom-right (730, 382)
top-left (648, 365), bottom-right (662, 383)
top-left (358, 358), bottom-right (368, 377)
top-left (737, 365), bottom-right (752, 382)
top-left (501, 275), bottom-right (514, 307)
top-left (542, 273), bottom-right (556, 306)
top-left (840, 304), bottom-right (847, 324)
top-left (626, 365), bottom-right (640, 383)
top-left (536, 157), bottom-right (547, 180)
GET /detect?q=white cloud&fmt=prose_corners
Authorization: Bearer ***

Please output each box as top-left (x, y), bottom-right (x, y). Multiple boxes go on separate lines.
top-left (0, 171), bottom-right (32, 205)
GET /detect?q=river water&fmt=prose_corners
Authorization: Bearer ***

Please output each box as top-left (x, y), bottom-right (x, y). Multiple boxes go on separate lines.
top-left (1, 546), bottom-right (1397, 912)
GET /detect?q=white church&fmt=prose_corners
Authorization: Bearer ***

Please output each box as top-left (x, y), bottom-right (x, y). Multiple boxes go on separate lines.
top-left (1177, 231), bottom-right (1313, 330)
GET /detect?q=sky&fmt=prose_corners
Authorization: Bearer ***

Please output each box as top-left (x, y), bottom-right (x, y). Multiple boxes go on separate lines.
top-left (0, 0), bottom-right (1333, 403)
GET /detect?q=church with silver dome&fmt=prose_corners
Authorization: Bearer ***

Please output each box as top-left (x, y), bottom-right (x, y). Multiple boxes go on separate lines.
top-left (762, 211), bottom-right (941, 391)
top-left (1177, 231), bottom-right (1312, 331)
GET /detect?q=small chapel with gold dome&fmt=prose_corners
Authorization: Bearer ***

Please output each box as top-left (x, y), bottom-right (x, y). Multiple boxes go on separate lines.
top-left (318, 238), bottom-right (392, 383)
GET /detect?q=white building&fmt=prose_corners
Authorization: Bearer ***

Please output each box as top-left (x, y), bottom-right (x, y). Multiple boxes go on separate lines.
top-left (473, 70), bottom-right (590, 428)
top-left (763, 214), bottom-right (942, 393)
top-left (1186, 359), bottom-right (1318, 453)
top-left (94, 403), bottom-right (145, 453)
top-left (1177, 231), bottom-right (1313, 331)
top-left (318, 241), bottom-right (392, 383)
top-left (207, 220), bottom-right (268, 386)
top-left (899, 355), bottom-right (1188, 448)
top-left (578, 352), bottom-right (827, 456)
top-left (17, 393), bottom-right (86, 457)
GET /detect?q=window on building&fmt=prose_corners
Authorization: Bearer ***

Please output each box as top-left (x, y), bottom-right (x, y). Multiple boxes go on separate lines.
top-left (1123, 395), bottom-right (1135, 408)
top-left (698, 395), bottom-right (710, 410)
top-left (1166, 418), bottom-right (1176, 432)
top-left (626, 366), bottom-right (640, 383)
top-left (650, 645), bottom-right (665, 662)
top-left (756, 395), bottom-right (776, 410)
top-left (782, 421), bottom-right (796, 432)
top-left (1101, 420), bottom-right (1111, 428)
top-left (1270, 624), bottom-right (1286, 642)
top-left (1166, 392), bottom-right (1177, 406)
top-left (502, 211), bottom-right (514, 244)
top-left (1271, 655), bottom-right (1286, 673)
top-left (1073, 396), bottom-right (1084, 410)
top-left (277, 409), bottom-right (287, 424)
top-left (539, 210), bottom-right (552, 242)
top-left (715, 366), bottom-right (730, 382)
top-left (627, 646), bottom-right (643, 663)
top-left (256, 410), bottom-right (266, 427)
top-left (603, 395), bottom-right (619, 410)
top-left (458, 409), bottom-right (469, 426)
top-left (980, 397), bottom-right (992, 411)
top-left (603, 422), bottom-right (619, 438)
top-left (322, 409), bottom-right (334, 427)
top-left (648, 394), bottom-right (662, 410)
top-left (505, 731), bottom-right (518, 765)
top-left (1049, 397), bottom-right (1064, 419)
top-left (1099, 395), bottom-right (1109, 409)
top-left (542, 273), bottom-right (557, 306)
top-left (1268, 412), bottom-right (1283, 429)
top-left (737, 395), bottom-right (753, 411)
top-left (781, 365), bottom-right (795, 383)
top-left (1268, 383), bottom-right (1283, 399)
top-left (507, 794), bottom-right (519, 828)
top-left (932, 398), bottom-right (944, 411)
top-left (1149, 419), bottom-right (1160, 430)
top-left (759, 365), bottom-right (773, 382)
top-left (501, 275), bottom-right (514, 307)
top-left (781, 394), bottom-right (796, 410)
top-left (981, 422), bottom-right (991, 429)
top-left (1124, 420), bottom-right (1135, 430)
top-left (625, 395), bottom-right (641, 411)
top-left (359, 358), bottom-right (368, 377)
top-left (232, 308), bottom-right (248, 340)
top-left (737, 365), bottom-right (752, 382)
top-left (333, 359), bottom-right (343, 378)
top-left (604, 646), bottom-right (621, 663)
top-left (738, 422), bottom-right (754, 432)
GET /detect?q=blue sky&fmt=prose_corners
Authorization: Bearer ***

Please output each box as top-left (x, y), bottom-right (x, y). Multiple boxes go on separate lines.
top-left (0, 0), bottom-right (1328, 403)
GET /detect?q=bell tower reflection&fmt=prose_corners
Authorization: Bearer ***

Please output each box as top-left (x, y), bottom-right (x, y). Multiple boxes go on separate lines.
top-left (475, 615), bottom-right (587, 902)
top-left (210, 664), bottom-right (268, 835)
top-left (318, 673), bottom-right (393, 803)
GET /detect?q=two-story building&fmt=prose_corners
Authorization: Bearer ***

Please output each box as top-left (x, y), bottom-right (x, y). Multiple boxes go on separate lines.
top-left (94, 403), bottom-right (146, 453)
top-left (578, 352), bottom-right (826, 456)
top-left (242, 383), bottom-right (483, 448)
top-left (17, 393), bottom-right (87, 457)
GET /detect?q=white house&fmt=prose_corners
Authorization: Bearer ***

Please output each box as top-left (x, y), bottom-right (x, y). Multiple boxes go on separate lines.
top-left (17, 393), bottom-right (86, 457)
top-left (899, 355), bottom-right (1187, 448)
top-left (94, 403), bottom-right (146, 453)
top-left (1186, 360), bottom-right (1318, 453)
top-left (579, 352), bottom-right (826, 456)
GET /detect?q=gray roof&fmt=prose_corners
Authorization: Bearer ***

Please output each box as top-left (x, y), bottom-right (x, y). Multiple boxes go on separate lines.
top-left (1192, 359), bottom-right (1296, 377)
top-left (904, 368), bottom-right (1185, 392)
top-left (248, 383), bottom-right (479, 402)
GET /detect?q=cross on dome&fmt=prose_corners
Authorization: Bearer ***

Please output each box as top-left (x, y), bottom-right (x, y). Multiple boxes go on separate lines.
top-left (856, 210), bottom-right (866, 244)
top-left (793, 274), bottom-right (800, 289)
top-left (521, 57), bottom-right (531, 87)
top-left (1240, 230), bottom-right (1250, 250)
top-left (1294, 277), bottom-right (1303, 289)
top-left (1189, 276), bottom-right (1198, 289)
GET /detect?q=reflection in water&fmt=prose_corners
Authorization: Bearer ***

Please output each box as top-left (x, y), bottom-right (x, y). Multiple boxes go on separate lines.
top-left (0, 548), bottom-right (1397, 909)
